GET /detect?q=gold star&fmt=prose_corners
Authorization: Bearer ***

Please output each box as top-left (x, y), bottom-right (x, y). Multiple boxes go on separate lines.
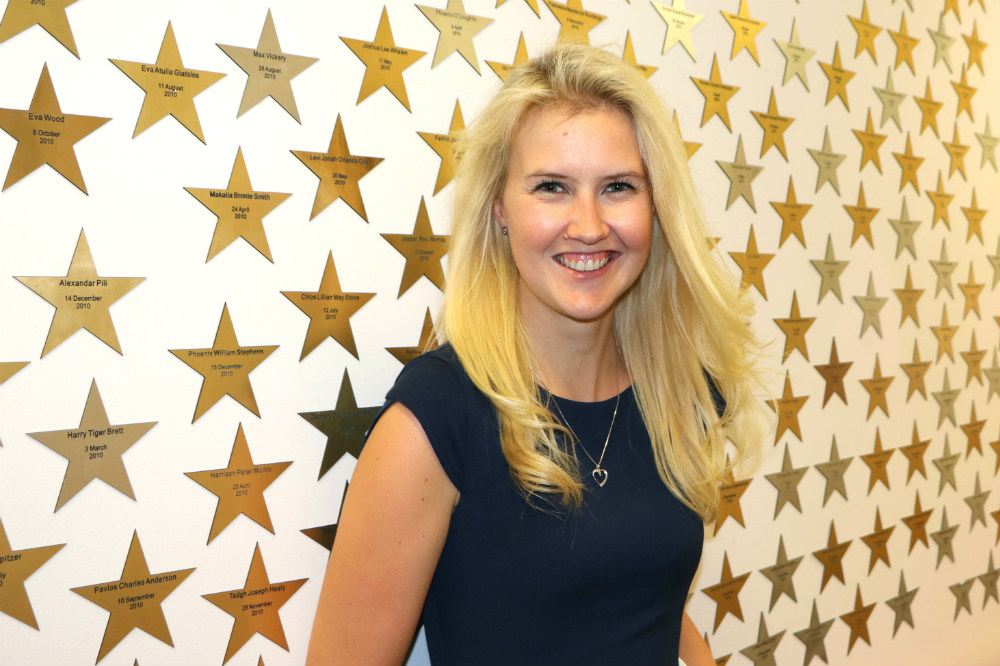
top-left (672, 110), bottom-right (701, 160)
top-left (807, 127), bottom-right (846, 195)
top-left (0, 0), bottom-right (80, 56)
top-left (418, 101), bottom-right (464, 195)
top-left (0, 361), bottom-right (28, 391)
top-left (765, 444), bottom-right (808, 517)
top-left (930, 240), bottom-right (957, 297)
top-left (926, 171), bottom-right (955, 229)
top-left (774, 18), bottom-right (814, 90)
top-left (979, 553), bottom-right (1000, 608)
top-left (15, 230), bottom-right (144, 357)
top-left (720, 0), bottom-right (766, 65)
top-left (715, 458), bottom-right (752, 534)
top-left (752, 88), bottom-right (794, 160)
top-left (0, 64), bottom-right (109, 192)
top-left (874, 67), bottom-right (906, 131)
top-left (928, 13), bottom-right (956, 73)
top-left (814, 339), bottom-right (852, 406)
top-left (184, 148), bottom-right (291, 262)
top-left (900, 341), bottom-right (931, 401)
top-left (716, 135), bottom-right (763, 211)
top-left (544, 0), bottom-right (605, 45)
top-left (291, 114), bottom-right (383, 221)
top-left (110, 23), bottom-right (225, 142)
top-left (300, 484), bottom-right (348, 551)
top-left (951, 578), bottom-right (976, 619)
top-left (486, 31), bottom-right (530, 82)
top-left (816, 437), bottom-right (853, 505)
top-left (651, 0), bottom-right (703, 60)
top-left (341, 7), bottom-right (426, 111)
top-left (381, 196), bottom-right (449, 297)
top-left (888, 12), bottom-right (919, 74)
top-left (932, 437), bottom-right (960, 492)
top-left (860, 508), bottom-right (894, 572)
top-left (943, 0), bottom-right (961, 20)
top-left (300, 370), bottom-right (379, 479)
top-left (773, 292), bottom-right (814, 362)
top-left (964, 21), bottom-right (988, 73)
top-left (386, 307), bottom-right (438, 367)
top-left (952, 64), bottom-right (977, 120)
top-left (852, 110), bottom-right (887, 173)
top-left (931, 507), bottom-right (959, 567)
top-left (27, 380), bottom-right (155, 511)
top-left (729, 226), bottom-right (773, 297)
top-left (759, 536), bottom-right (803, 610)
top-left (622, 31), bottom-right (657, 78)
top-left (770, 178), bottom-right (810, 248)
top-left (169, 304), bottom-right (277, 422)
top-left (861, 429), bottom-right (894, 493)
top-left (701, 552), bottom-right (750, 631)
top-left (819, 42), bottom-right (854, 110)
top-left (943, 124), bottom-right (971, 180)
top-left (915, 77), bottom-right (944, 138)
top-left (691, 54), bottom-right (740, 131)
top-left (71, 532), bottom-right (193, 663)
top-left (217, 10), bottom-right (317, 121)
top-left (203, 543), bottom-right (307, 663)
top-left (860, 357), bottom-right (894, 420)
top-left (766, 371), bottom-right (808, 445)
top-left (281, 252), bottom-right (375, 360)
top-left (839, 585), bottom-right (876, 654)
top-left (889, 197), bottom-right (921, 259)
top-left (854, 272), bottom-right (887, 338)
top-left (983, 348), bottom-right (1000, 402)
top-left (894, 266), bottom-right (923, 327)
top-left (977, 115), bottom-right (999, 170)
top-left (932, 371), bottom-right (960, 428)
top-left (740, 614), bottom-right (785, 666)
top-left (843, 183), bottom-right (879, 247)
top-left (186, 424), bottom-right (291, 543)
top-left (849, 1), bottom-right (881, 64)
top-left (417, 0), bottom-right (493, 73)
top-left (931, 305), bottom-right (958, 362)
top-left (958, 265), bottom-right (984, 319)
top-left (894, 133), bottom-right (924, 193)
top-left (961, 188), bottom-right (986, 243)
top-left (794, 601), bottom-right (834, 665)
top-left (811, 235), bottom-right (849, 304)
top-left (901, 422), bottom-right (930, 482)
top-left (961, 403), bottom-right (986, 458)
top-left (0, 517), bottom-right (64, 629)
top-left (903, 491), bottom-right (933, 551)
top-left (813, 522), bottom-right (851, 591)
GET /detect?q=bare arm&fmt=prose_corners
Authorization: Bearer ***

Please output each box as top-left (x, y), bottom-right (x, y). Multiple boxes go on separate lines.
top-left (306, 402), bottom-right (459, 666)
top-left (678, 611), bottom-right (714, 666)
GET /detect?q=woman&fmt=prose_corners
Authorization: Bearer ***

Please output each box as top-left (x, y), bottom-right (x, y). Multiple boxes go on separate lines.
top-left (307, 44), bottom-right (761, 666)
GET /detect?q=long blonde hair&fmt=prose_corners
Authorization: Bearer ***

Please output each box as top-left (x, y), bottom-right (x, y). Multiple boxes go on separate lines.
top-left (438, 44), bottom-right (762, 521)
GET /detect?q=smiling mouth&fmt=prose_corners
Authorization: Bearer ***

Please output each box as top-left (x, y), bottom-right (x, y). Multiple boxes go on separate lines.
top-left (556, 253), bottom-right (613, 272)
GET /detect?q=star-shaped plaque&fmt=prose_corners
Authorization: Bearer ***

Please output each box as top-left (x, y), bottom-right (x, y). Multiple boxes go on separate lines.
top-left (894, 267), bottom-right (923, 328)
top-left (901, 422), bottom-right (930, 481)
top-left (186, 424), bottom-right (291, 543)
top-left (673, 110), bottom-right (701, 160)
top-left (886, 572), bottom-right (918, 636)
top-left (544, 0), bottom-right (605, 45)
top-left (701, 552), bottom-right (749, 631)
top-left (854, 273), bottom-right (887, 338)
top-left (819, 43), bottom-right (854, 110)
top-left (766, 372), bottom-right (807, 445)
top-left (813, 522), bottom-right (851, 591)
top-left (716, 135), bottom-right (762, 211)
top-left (715, 458), bottom-right (751, 534)
top-left (931, 305), bottom-right (957, 362)
top-left (889, 13), bottom-right (919, 74)
top-left (341, 7), bottom-right (426, 111)
top-left (759, 536), bottom-right (802, 610)
top-left (952, 65), bottom-right (977, 121)
top-left (721, 0), bottom-right (765, 65)
top-left (16, 230), bottom-right (144, 357)
top-left (417, 0), bottom-right (493, 73)
top-left (943, 0), bottom-right (961, 20)
top-left (218, 11), bottom-right (316, 121)
top-left (893, 133), bottom-right (924, 192)
top-left (965, 473), bottom-right (989, 530)
top-left (728, 226), bottom-right (773, 297)
top-left (739, 614), bottom-right (784, 666)
top-left (622, 32), bottom-right (657, 79)
top-left (976, 116), bottom-right (998, 170)
top-left (860, 508), bottom-right (894, 572)
top-left (71, 532), bottom-right (193, 663)
top-left (0, 517), bottom-right (64, 629)
top-left (900, 341), bottom-right (931, 400)
top-left (979, 553), bottom-right (999, 609)
top-left (793, 601), bottom-right (834, 666)
top-left (0, 0), bottom-right (80, 56)
top-left (486, 31), bottom-right (530, 81)
top-left (765, 444), bottom-right (808, 517)
top-left (773, 292), bottom-right (813, 362)
top-left (28, 380), bottom-right (155, 511)
top-left (387, 308), bottom-right (437, 367)
top-left (281, 252), bottom-right (376, 360)
top-left (774, 19), bottom-right (814, 90)
top-left (862, 427), bottom-right (894, 491)
top-left (984, 349), bottom-right (1000, 402)
top-left (185, 148), bottom-right (291, 262)
top-left (770, 178), bottom-right (810, 247)
top-left (292, 115), bottom-right (383, 221)
top-left (874, 68), bottom-right (906, 130)
top-left (110, 23), bottom-right (225, 142)
top-left (950, 577), bottom-right (975, 618)
top-left (933, 436), bottom-right (960, 493)
top-left (961, 400), bottom-right (986, 456)
top-left (933, 373), bottom-right (960, 428)
top-left (958, 267), bottom-right (983, 320)
top-left (202, 543), bottom-right (307, 663)
top-left (815, 437), bottom-right (853, 506)
top-left (903, 491), bottom-right (932, 552)
top-left (927, 172), bottom-right (954, 229)
top-left (299, 369), bottom-right (379, 480)
top-left (915, 78), bottom-right (943, 137)
top-left (889, 197), bottom-right (921, 260)
top-left (301, 481), bottom-right (350, 552)
top-left (807, 127), bottom-right (846, 195)
top-left (861, 356), bottom-right (894, 419)
top-left (814, 340), bottom-right (851, 407)
top-left (853, 111), bottom-right (887, 174)
top-left (840, 585), bottom-right (875, 654)
top-left (810, 236), bottom-right (848, 304)
top-left (691, 55), bottom-right (740, 131)
top-left (963, 21), bottom-right (987, 74)
top-left (843, 183), bottom-right (879, 247)
top-left (961, 189), bottom-right (986, 243)
top-left (169, 304), bottom-right (278, 422)
top-left (849, 1), bottom-right (880, 63)
top-left (943, 125), bottom-right (970, 180)
top-left (651, 0), bottom-right (703, 60)
top-left (928, 13), bottom-right (956, 72)
top-left (0, 64), bottom-right (110, 193)
top-left (382, 197), bottom-right (449, 296)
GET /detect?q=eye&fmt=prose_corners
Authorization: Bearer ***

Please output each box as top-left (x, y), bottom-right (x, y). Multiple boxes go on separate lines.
top-left (605, 179), bottom-right (637, 194)
top-left (531, 180), bottom-right (565, 194)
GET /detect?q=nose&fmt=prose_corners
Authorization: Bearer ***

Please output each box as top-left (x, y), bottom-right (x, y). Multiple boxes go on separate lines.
top-left (565, 193), bottom-right (609, 244)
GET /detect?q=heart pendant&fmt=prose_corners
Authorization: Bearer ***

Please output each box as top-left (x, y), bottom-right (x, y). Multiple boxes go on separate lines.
top-left (592, 468), bottom-right (608, 487)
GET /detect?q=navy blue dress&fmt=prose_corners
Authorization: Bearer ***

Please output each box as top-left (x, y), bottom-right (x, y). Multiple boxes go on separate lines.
top-left (379, 346), bottom-right (704, 666)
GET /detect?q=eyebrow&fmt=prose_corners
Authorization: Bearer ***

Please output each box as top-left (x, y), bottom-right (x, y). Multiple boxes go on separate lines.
top-left (524, 170), bottom-right (647, 181)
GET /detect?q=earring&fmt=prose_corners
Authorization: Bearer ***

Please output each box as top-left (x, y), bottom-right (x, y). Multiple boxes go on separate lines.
top-left (502, 226), bottom-right (508, 236)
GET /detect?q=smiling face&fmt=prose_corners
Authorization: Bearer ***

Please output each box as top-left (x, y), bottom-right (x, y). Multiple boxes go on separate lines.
top-left (492, 104), bottom-right (655, 332)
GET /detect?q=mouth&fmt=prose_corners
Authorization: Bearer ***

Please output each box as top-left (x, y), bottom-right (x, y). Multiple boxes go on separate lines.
top-left (556, 252), bottom-right (613, 272)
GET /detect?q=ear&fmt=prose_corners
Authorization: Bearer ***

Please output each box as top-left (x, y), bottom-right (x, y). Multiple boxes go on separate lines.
top-left (491, 197), bottom-right (506, 229)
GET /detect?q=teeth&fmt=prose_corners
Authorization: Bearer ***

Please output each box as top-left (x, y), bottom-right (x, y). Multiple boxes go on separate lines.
top-left (558, 255), bottom-right (610, 272)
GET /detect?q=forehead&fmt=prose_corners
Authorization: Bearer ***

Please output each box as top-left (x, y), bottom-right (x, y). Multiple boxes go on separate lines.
top-left (508, 103), bottom-right (643, 168)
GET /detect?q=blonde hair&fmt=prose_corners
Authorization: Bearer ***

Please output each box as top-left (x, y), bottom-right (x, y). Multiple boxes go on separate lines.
top-left (438, 43), bottom-right (762, 521)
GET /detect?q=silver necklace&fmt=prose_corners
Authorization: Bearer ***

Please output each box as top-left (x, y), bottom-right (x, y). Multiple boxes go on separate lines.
top-left (550, 388), bottom-right (620, 488)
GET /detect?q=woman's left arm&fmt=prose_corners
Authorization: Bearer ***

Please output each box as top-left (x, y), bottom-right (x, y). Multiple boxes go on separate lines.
top-left (678, 611), bottom-right (714, 666)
